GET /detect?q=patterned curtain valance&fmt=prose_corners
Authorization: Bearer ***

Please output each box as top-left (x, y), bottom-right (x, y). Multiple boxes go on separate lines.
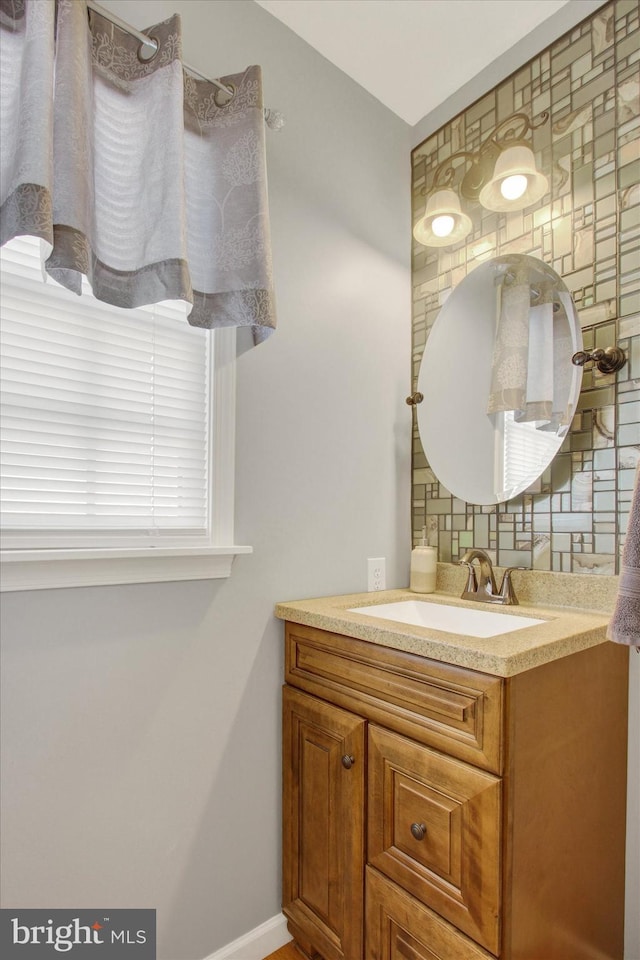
top-left (0, 0), bottom-right (276, 344)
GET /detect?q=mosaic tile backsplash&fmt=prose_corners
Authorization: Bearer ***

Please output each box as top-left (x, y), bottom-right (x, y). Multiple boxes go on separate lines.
top-left (411, 0), bottom-right (639, 576)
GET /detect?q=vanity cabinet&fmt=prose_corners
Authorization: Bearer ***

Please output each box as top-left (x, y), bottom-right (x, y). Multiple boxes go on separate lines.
top-left (282, 620), bottom-right (628, 960)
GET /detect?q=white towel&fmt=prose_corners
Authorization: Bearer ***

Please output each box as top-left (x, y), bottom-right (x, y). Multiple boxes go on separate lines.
top-left (608, 463), bottom-right (640, 649)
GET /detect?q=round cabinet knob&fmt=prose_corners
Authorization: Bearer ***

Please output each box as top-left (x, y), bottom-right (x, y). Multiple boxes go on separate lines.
top-left (341, 755), bottom-right (355, 769)
top-left (410, 822), bottom-right (427, 841)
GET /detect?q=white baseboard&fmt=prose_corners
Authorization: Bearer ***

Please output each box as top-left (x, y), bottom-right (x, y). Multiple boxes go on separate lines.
top-left (203, 913), bottom-right (290, 960)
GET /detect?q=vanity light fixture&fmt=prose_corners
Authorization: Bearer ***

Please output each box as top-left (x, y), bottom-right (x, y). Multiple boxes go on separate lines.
top-left (413, 111), bottom-right (550, 248)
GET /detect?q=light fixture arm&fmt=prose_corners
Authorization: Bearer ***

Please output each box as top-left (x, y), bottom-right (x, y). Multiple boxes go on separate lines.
top-left (430, 150), bottom-right (477, 192)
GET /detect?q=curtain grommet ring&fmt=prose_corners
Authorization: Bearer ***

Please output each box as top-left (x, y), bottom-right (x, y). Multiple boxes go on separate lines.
top-left (137, 36), bottom-right (160, 64)
top-left (214, 82), bottom-right (236, 107)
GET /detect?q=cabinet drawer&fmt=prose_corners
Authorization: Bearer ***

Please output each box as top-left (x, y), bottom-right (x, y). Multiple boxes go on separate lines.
top-left (285, 622), bottom-right (503, 772)
top-left (368, 725), bottom-right (501, 954)
top-left (366, 867), bottom-right (493, 960)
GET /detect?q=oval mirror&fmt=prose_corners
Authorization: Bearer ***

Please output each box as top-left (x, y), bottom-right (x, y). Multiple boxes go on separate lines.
top-left (417, 254), bottom-right (583, 505)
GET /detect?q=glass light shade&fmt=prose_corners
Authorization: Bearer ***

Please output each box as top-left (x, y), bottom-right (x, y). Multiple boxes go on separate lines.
top-left (478, 144), bottom-right (548, 212)
top-left (413, 189), bottom-right (472, 247)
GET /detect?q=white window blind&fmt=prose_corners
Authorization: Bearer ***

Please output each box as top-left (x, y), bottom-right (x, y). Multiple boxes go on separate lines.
top-left (0, 235), bottom-right (212, 549)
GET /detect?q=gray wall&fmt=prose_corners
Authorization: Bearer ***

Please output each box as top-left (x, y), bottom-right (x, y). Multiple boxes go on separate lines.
top-left (0, 3), bottom-right (411, 958)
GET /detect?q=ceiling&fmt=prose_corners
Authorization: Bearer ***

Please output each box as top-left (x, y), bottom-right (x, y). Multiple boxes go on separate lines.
top-left (255, 0), bottom-right (570, 126)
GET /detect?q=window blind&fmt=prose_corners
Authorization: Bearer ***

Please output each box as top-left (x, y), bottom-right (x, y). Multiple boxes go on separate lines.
top-left (0, 236), bottom-right (211, 547)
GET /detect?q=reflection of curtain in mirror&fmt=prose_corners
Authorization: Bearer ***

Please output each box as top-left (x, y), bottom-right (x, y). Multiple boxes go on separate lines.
top-left (487, 272), bottom-right (571, 431)
top-left (487, 264), bottom-right (530, 418)
top-left (536, 294), bottom-right (573, 434)
top-left (515, 280), bottom-right (554, 424)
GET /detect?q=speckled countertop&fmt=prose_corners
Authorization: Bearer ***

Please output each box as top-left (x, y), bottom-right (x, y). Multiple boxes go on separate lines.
top-left (275, 566), bottom-right (619, 678)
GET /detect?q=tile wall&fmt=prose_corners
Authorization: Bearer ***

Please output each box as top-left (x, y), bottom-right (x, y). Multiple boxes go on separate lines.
top-left (411, 0), bottom-right (640, 574)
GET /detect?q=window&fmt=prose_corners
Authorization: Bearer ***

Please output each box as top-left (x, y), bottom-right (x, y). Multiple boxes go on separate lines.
top-left (0, 236), bottom-right (250, 591)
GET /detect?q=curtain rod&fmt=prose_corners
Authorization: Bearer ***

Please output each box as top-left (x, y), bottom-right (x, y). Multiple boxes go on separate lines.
top-left (86, 0), bottom-right (284, 129)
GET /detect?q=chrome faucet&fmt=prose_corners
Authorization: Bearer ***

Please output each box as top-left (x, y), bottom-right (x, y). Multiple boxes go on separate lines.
top-left (458, 548), bottom-right (524, 605)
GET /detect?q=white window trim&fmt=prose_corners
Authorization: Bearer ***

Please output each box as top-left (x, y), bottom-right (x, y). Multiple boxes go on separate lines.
top-left (0, 328), bottom-right (252, 591)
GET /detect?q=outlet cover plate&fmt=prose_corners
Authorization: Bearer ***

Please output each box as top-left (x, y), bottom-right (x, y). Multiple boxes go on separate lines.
top-left (367, 557), bottom-right (386, 592)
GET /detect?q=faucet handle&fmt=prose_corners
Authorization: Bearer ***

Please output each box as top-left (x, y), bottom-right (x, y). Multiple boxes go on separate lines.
top-left (498, 566), bottom-right (527, 605)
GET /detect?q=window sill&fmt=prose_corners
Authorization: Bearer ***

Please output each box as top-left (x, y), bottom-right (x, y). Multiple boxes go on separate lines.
top-left (0, 545), bottom-right (253, 592)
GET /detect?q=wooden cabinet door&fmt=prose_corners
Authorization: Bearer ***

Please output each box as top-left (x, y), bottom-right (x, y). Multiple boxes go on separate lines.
top-left (283, 685), bottom-right (366, 960)
top-left (366, 867), bottom-right (493, 960)
top-left (368, 725), bottom-right (501, 954)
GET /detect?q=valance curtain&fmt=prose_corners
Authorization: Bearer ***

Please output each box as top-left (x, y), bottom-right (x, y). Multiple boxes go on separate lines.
top-left (0, 0), bottom-right (276, 344)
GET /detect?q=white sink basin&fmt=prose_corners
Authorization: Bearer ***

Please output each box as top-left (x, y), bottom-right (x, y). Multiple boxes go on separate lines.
top-left (348, 599), bottom-right (545, 638)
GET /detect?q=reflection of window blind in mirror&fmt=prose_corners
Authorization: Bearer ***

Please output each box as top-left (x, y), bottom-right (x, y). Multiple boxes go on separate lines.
top-left (502, 411), bottom-right (561, 496)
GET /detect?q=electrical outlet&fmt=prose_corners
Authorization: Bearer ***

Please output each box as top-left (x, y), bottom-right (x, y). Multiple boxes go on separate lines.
top-left (367, 557), bottom-right (386, 592)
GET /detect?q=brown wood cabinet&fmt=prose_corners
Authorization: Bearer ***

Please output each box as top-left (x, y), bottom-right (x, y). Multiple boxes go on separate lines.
top-left (282, 621), bottom-right (628, 960)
